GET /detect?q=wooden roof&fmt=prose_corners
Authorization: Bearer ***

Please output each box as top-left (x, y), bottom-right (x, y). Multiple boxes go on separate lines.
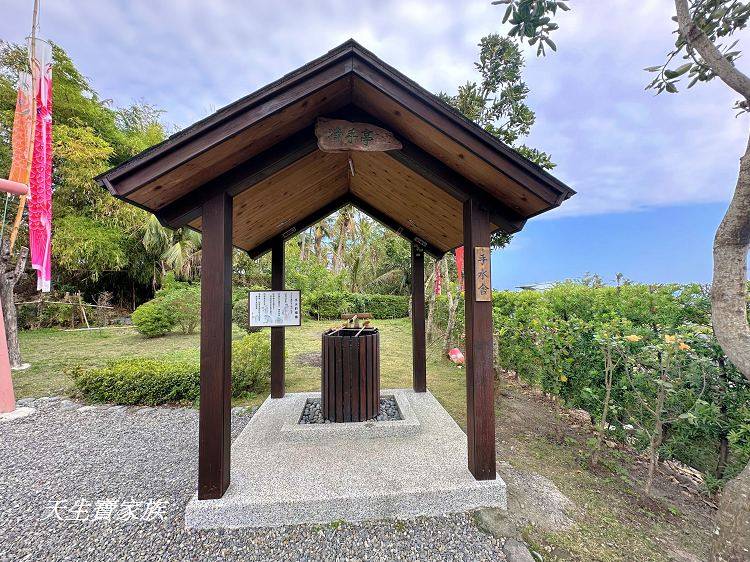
top-left (97, 40), bottom-right (574, 258)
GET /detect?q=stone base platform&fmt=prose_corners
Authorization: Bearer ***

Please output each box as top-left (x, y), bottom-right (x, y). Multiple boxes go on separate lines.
top-left (184, 389), bottom-right (506, 529)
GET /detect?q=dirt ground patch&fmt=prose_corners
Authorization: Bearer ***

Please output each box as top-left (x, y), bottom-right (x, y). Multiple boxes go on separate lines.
top-left (294, 351), bottom-right (321, 368)
top-left (493, 374), bottom-right (715, 562)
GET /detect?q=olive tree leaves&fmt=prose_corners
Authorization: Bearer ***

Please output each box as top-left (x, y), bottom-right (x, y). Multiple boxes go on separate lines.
top-left (492, 0), bottom-right (569, 56)
top-left (645, 1), bottom-right (750, 112)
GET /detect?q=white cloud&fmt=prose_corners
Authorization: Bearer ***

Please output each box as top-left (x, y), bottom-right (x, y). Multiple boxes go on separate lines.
top-left (1, 0), bottom-right (746, 217)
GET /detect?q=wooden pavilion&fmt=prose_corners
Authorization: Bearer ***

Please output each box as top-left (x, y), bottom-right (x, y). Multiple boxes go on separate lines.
top-left (97, 40), bottom-right (574, 500)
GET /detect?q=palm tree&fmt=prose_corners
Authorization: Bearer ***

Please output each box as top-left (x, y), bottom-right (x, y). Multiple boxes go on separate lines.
top-left (348, 214), bottom-right (378, 292)
top-left (312, 218), bottom-right (333, 266)
top-left (332, 207), bottom-right (355, 274)
top-left (141, 214), bottom-right (202, 287)
top-left (346, 215), bottom-right (411, 294)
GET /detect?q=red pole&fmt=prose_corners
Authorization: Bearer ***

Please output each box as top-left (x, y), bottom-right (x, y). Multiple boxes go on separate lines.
top-left (0, 183), bottom-right (28, 413)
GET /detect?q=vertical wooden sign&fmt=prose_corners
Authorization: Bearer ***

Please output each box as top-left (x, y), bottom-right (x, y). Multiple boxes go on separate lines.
top-left (474, 247), bottom-right (491, 301)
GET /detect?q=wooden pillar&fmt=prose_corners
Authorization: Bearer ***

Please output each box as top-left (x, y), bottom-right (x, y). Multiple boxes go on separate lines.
top-left (271, 236), bottom-right (285, 398)
top-left (198, 192), bottom-right (233, 499)
top-left (411, 244), bottom-right (427, 392)
top-left (463, 198), bottom-right (496, 480)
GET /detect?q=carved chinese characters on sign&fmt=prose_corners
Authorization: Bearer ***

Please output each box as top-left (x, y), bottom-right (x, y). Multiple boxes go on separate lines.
top-left (474, 247), bottom-right (491, 302)
top-left (315, 118), bottom-right (402, 153)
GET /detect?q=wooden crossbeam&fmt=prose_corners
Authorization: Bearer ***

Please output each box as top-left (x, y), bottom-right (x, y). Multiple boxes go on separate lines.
top-left (338, 105), bottom-right (526, 234)
top-left (246, 195), bottom-right (351, 259)
top-left (246, 193), bottom-right (445, 260)
top-left (156, 127), bottom-right (319, 228)
top-left (386, 141), bottom-right (526, 234)
top-left (348, 195), bottom-right (444, 259)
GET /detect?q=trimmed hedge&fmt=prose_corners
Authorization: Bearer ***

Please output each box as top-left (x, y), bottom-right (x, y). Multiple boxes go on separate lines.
top-left (484, 282), bottom-right (750, 484)
top-left (232, 332), bottom-right (271, 394)
top-left (131, 281), bottom-right (201, 337)
top-left (69, 359), bottom-right (199, 405)
top-left (162, 285), bottom-right (201, 334)
top-left (131, 299), bottom-right (175, 337)
top-left (304, 292), bottom-right (409, 320)
top-left (71, 334), bottom-right (272, 404)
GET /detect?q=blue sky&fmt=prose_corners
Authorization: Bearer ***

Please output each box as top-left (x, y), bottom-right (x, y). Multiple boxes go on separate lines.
top-left (495, 202), bottom-right (726, 289)
top-left (2, 0), bottom-right (747, 288)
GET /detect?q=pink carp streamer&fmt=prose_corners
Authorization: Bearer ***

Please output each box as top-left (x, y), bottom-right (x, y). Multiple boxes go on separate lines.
top-left (28, 40), bottom-right (52, 292)
top-left (434, 262), bottom-right (442, 295)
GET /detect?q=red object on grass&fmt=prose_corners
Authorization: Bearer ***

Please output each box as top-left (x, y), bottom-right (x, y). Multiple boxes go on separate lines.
top-left (448, 348), bottom-right (465, 365)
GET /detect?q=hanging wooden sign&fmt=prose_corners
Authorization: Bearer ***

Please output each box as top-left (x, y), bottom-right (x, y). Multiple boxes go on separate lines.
top-left (474, 247), bottom-right (491, 302)
top-left (315, 118), bottom-right (402, 153)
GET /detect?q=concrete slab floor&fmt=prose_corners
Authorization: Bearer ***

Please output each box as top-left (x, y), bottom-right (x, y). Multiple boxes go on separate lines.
top-left (185, 389), bottom-right (507, 529)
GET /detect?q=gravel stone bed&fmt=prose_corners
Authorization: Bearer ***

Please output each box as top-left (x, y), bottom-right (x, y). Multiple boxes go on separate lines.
top-left (299, 396), bottom-right (402, 424)
top-left (0, 397), bottom-right (507, 561)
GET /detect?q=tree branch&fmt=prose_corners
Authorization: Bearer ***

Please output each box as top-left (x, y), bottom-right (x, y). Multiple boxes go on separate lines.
top-left (13, 246), bottom-right (28, 281)
top-left (674, 0), bottom-right (750, 99)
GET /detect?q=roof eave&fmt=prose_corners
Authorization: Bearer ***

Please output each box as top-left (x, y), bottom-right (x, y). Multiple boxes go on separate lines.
top-left (97, 39), bottom-right (574, 207)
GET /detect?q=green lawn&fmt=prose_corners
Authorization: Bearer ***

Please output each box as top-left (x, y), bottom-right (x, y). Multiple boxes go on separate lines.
top-left (13, 319), bottom-right (468, 424)
top-left (13, 320), bottom-right (711, 560)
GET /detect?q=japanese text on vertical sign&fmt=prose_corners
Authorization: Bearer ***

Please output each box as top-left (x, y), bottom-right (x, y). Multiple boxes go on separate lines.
top-left (474, 247), bottom-right (491, 302)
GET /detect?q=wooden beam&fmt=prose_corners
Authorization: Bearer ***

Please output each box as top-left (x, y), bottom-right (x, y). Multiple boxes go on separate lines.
top-left (386, 141), bottom-right (526, 234)
top-left (156, 127), bottom-right (319, 228)
top-left (198, 192), bottom-right (233, 499)
top-left (247, 193), bottom-right (446, 260)
top-left (350, 54), bottom-right (570, 205)
top-left (271, 237), bottom-right (285, 399)
top-left (101, 54), bottom-right (354, 196)
top-left (411, 244), bottom-right (427, 392)
top-left (246, 195), bottom-right (351, 259)
top-left (349, 195), bottom-right (444, 259)
top-left (337, 106), bottom-right (526, 234)
top-left (463, 198), bottom-right (496, 481)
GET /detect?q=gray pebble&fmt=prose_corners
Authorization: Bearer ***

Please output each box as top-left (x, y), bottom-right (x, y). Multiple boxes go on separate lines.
top-left (0, 402), bottom-right (507, 560)
top-left (299, 396), bottom-right (402, 424)
top-left (58, 400), bottom-right (80, 410)
top-left (77, 405), bottom-right (101, 413)
top-left (502, 538), bottom-right (535, 562)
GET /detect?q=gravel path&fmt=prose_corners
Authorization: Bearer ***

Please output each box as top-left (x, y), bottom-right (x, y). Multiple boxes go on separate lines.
top-left (0, 398), bottom-right (507, 561)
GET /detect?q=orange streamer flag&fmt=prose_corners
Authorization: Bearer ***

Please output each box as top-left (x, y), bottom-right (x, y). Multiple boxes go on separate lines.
top-left (28, 39), bottom-right (52, 292)
top-left (8, 72), bottom-right (33, 188)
